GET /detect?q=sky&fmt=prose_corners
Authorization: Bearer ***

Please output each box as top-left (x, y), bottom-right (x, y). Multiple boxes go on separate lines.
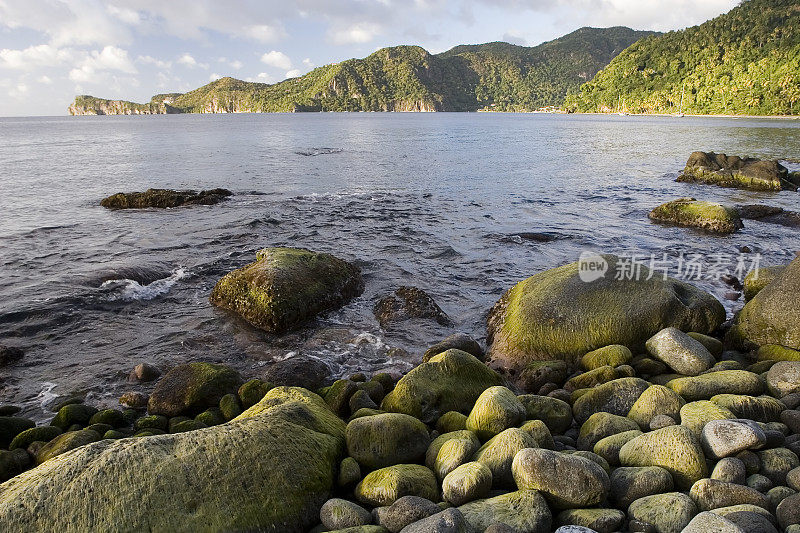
top-left (0, 0), bottom-right (740, 116)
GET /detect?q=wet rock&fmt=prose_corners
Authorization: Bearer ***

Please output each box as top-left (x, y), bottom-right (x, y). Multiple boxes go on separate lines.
top-left (8, 426), bottom-right (62, 451)
top-left (610, 466), bottom-right (674, 509)
top-left (381, 350), bottom-right (502, 424)
top-left (727, 256), bottom-right (800, 351)
top-left (130, 363), bottom-right (160, 382)
top-left (210, 247), bottom-right (364, 334)
top-left (738, 204), bottom-right (800, 228)
top-left (423, 334), bottom-right (484, 363)
top-left (667, 371), bottom-right (765, 401)
top-left (101, 188), bottom-right (233, 208)
top-left (89, 409), bottom-right (126, 428)
top-left (580, 345), bottom-right (633, 371)
top-left (0, 345), bottom-right (23, 367)
top-left (346, 413), bottom-right (430, 470)
top-left (238, 379), bottom-right (273, 409)
top-left (147, 362), bottom-right (242, 417)
top-left (678, 152), bottom-right (795, 191)
top-left (486, 255), bottom-right (724, 371)
top-left (0, 416), bottom-right (36, 448)
top-left (325, 379), bottom-right (360, 417)
top-left (355, 465), bottom-right (439, 507)
top-left (627, 492), bottom-right (697, 533)
top-left (512, 448), bottom-right (610, 509)
top-left (375, 287), bottom-right (449, 328)
top-left (690, 478), bottom-right (770, 511)
top-left (465, 386), bottom-right (525, 440)
top-left (701, 419), bottom-right (767, 459)
top-left (517, 394), bottom-right (573, 434)
top-left (262, 355), bottom-right (331, 391)
top-left (219, 393), bottom-right (242, 420)
top-left (119, 391), bottom-right (149, 409)
top-left (375, 496), bottom-right (441, 533)
top-left (619, 425), bottom-right (708, 489)
top-left (649, 198), bottom-right (743, 233)
top-left (50, 404), bottom-right (98, 430)
top-left (645, 327), bottom-right (715, 376)
top-left (320, 498), bottom-right (372, 530)
top-left (441, 462), bottom-right (492, 506)
top-left (457, 490), bottom-right (552, 533)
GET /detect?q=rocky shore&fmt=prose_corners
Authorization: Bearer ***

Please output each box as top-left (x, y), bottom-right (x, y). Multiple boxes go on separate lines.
top-left (1, 153), bottom-right (800, 532)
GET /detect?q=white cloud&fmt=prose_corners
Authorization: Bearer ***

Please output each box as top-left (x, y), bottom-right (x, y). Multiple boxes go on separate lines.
top-left (243, 24), bottom-right (286, 43)
top-left (229, 60), bottom-right (243, 70)
top-left (302, 58), bottom-right (314, 68)
top-left (260, 50), bottom-right (292, 70)
top-left (0, 44), bottom-right (73, 70)
top-left (285, 69), bottom-right (301, 78)
top-left (137, 55), bottom-right (171, 69)
top-left (246, 72), bottom-right (275, 83)
top-left (329, 22), bottom-right (382, 45)
top-left (68, 46), bottom-right (136, 83)
top-left (107, 5), bottom-right (141, 25)
top-left (209, 72), bottom-right (222, 81)
top-left (38, 75), bottom-right (52, 84)
top-left (177, 53), bottom-right (208, 69)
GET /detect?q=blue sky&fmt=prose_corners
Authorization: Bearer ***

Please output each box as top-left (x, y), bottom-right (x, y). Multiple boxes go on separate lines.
top-left (0, 0), bottom-right (739, 116)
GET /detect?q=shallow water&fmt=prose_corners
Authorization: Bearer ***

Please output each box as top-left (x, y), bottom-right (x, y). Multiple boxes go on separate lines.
top-left (1, 113), bottom-right (798, 420)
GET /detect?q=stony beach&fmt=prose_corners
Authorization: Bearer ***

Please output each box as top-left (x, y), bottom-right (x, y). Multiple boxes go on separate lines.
top-left (1, 152), bottom-right (800, 532)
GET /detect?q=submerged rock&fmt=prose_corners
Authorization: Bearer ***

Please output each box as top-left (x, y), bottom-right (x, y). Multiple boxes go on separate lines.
top-left (210, 247), bottom-right (364, 333)
top-left (738, 204), bottom-right (800, 228)
top-left (262, 355), bottom-right (331, 390)
top-left (487, 255), bottom-right (725, 372)
top-left (678, 152), bottom-right (795, 191)
top-left (100, 188), bottom-right (233, 208)
top-left (649, 198), bottom-right (743, 233)
top-left (374, 287), bottom-right (449, 327)
top-left (0, 345), bottom-right (23, 367)
top-left (147, 362), bottom-right (242, 417)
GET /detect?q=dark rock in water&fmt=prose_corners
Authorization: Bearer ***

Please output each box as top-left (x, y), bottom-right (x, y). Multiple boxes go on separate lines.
top-left (678, 151), bottom-right (796, 191)
top-left (0, 406), bottom-right (21, 416)
top-left (0, 345), bottom-right (23, 367)
top-left (262, 356), bottom-right (331, 391)
top-left (374, 287), bottom-right (449, 328)
top-left (423, 333), bottom-right (484, 362)
top-left (100, 188), bottom-right (233, 209)
top-left (129, 362), bottom-right (161, 382)
top-left (210, 247), bottom-right (364, 334)
top-left (50, 404), bottom-right (98, 430)
top-left (147, 362), bottom-right (243, 417)
top-left (507, 232), bottom-right (562, 243)
top-left (119, 391), bottom-right (149, 409)
top-left (649, 197), bottom-right (743, 234)
top-left (738, 204), bottom-right (800, 228)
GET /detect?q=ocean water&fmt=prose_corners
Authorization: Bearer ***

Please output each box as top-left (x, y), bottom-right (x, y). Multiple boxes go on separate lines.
top-left (1, 113), bottom-right (798, 420)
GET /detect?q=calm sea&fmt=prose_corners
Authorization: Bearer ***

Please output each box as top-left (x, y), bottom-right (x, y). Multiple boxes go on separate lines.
top-left (1, 113), bottom-right (798, 419)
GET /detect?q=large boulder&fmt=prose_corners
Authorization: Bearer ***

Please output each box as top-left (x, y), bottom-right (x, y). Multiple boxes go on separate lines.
top-left (727, 256), bottom-right (800, 351)
top-left (743, 264), bottom-right (786, 301)
top-left (346, 413), bottom-right (430, 470)
top-left (678, 152), bottom-right (795, 191)
top-left (147, 362), bottom-right (242, 417)
top-left (210, 247), bottom-right (364, 333)
top-left (100, 188), bottom-right (233, 209)
top-left (0, 387), bottom-right (345, 532)
top-left (649, 198), bottom-right (743, 234)
top-left (381, 350), bottom-right (502, 424)
top-left (487, 255), bottom-right (725, 372)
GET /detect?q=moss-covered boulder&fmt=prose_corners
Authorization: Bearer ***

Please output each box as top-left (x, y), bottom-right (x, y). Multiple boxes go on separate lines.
top-left (516, 360), bottom-right (569, 392)
top-left (100, 188), bottom-right (232, 208)
top-left (649, 198), bottom-right (743, 233)
top-left (0, 387), bottom-right (345, 532)
top-left (423, 333), bottom-right (484, 363)
top-left (147, 362), bottom-right (242, 417)
top-left (8, 425), bottom-right (62, 451)
top-left (486, 255), bottom-right (725, 371)
top-left (0, 448), bottom-right (30, 482)
top-left (319, 498), bottom-right (372, 530)
top-left (374, 286), bottom-right (449, 327)
top-left (346, 413), bottom-right (430, 471)
top-left (441, 462), bottom-right (492, 506)
top-left (727, 256), bottom-right (800, 351)
top-left (690, 478), bottom-right (770, 511)
top-left (512, 448), bottom-right (610, 509)
top-left (572, 377), bottom-right (650, 424)
top-left (628, 492), bottom-right (698, 533)
top-left (758, 448), bottom-right (800, 485)
top-left (436, 411), bottom-right (468, 433)
top-left (564, 365), bottom-right (618, 391)
top-left (710, 394), bottom-right (784, 423)
top-left (627, 385), bottom-right (685, 429)
top-left (758, 345), bottom-right (800, 362)
top-left (517, 394), bottom-right (573, 434)
top-left (425, 430), bottom-right (480, 470)
top-left (457, 490), bottom-right (552, 533)
top-left (610, 466), bottom-right (674, 509)
top-left (619, 425), bottom-right (708, 489)
top-left (680, 400), bottom-right (735, 437)
top-left (678, 152), bottom-right (795, 191)
top-left (34, 429), bottom-right (102, 465)
top-left (744, 265), bottom-right (786, 301)
top-left (472, 427), bottom-right (539, 487)
top-left (210, 247), bottom-right (364, 333)
top-left (577, 412), bottom-right (640, 451)
top-left (594, 429), bottom-right (643, 466)
top-left (238, 378), bottom-right (273, 409)
top-left (50, 404), bottom-right (98, 431)
top-left (433, 438), bottom-right (480, 480)
top-left (0, 416), bottom-right (35, 448)
top-left (580, 345), bottom-right (633, 371)
top-left (465, 386), bottom-right (525, 440)
top-left (381, 350), bottom-right (502, 424)
top-left (667, 371), bottom-right (765, 401)
top-left (354, 465), bottom-right (439, 507)
top-left (555, 508), bottom-right (625, 533)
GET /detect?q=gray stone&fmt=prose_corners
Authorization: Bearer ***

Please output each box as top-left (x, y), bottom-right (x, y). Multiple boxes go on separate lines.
top-left (645, 327), bottom-right (715, 376)
top-left (610, 466), bottom-right (674, 509)
top-left (711, 458), bottom-right (746, 485)
top-left (458, 490), bottom-right (552, 533)
top-left (701, 419), bottom-right (767, 459)
top-left (375, 496), bottom-right (441, 533)
top-left (399, 509), bottom-right (471, 533)
top-left (321, 498), bottom-right (372, 530)
top-left (682, 512), bottom-right (745, 533)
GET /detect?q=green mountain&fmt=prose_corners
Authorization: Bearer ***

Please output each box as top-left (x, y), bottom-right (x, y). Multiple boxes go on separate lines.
top-left (566, 0), bottom-right (800, 115)
top-left (69, 26), bottom-right (656, 115)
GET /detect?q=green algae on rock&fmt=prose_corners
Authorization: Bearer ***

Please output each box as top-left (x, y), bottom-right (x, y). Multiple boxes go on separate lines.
top-left (345, 413), bottom-right (430, 470)
top-left (572, 377), bottom-right (651, 424)
top-left (441, 462), bottom-right (492, 506)
top-left (727, 256), bottom-right (800, 351)
top-left (210, 247), bottom-right (364, 334)
top-left (517, 394), bottom-right (573, 434)
top-left (649, 197), bottom-right (744, 234)
top-left (472, 427), bottom-right (539, 488)
top-left (0, 387), bottom-right (345, 532)
top-left (744, 265), bottom-right (786, 301)
top-left (486, 255), bottom-right (725, 372)
top-left (580, 344), bottom-right (633, 371)
top-left (100, 188), bottom-right (233, 209)
top-left (354, 464), bottom-right (439, 507)
top-left (619, 425), bottom-right (708, 490)
top-left (465, 386), bottom-right (525, 440)
top-left (381, 349), bottom-right (502, 424)
top-left (628, 492), bottom-right (698, 533)
top-left (666, 370), bottom-right (765, 401)
top-left (678, 152), bottom-right (796, 192)
top-left (627, 384), bottom-right (685, 429)
top-left (147, 362), bottom-right (242, 417)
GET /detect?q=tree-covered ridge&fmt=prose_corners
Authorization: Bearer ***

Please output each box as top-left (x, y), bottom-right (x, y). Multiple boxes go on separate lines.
top-left (566, 0), bottom-right (800, 115)
top-left (69, 27), bottom-right (656, 114)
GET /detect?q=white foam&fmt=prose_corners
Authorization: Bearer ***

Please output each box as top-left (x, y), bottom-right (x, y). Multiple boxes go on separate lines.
top-left (36, 382), bottom-right (58, 409)
top-left (101, 267), bottom-right (188, 302)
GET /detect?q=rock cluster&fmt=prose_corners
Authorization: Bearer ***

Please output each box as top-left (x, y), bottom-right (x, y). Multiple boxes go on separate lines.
top-left (678, 151), bottom-right (796, 191)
